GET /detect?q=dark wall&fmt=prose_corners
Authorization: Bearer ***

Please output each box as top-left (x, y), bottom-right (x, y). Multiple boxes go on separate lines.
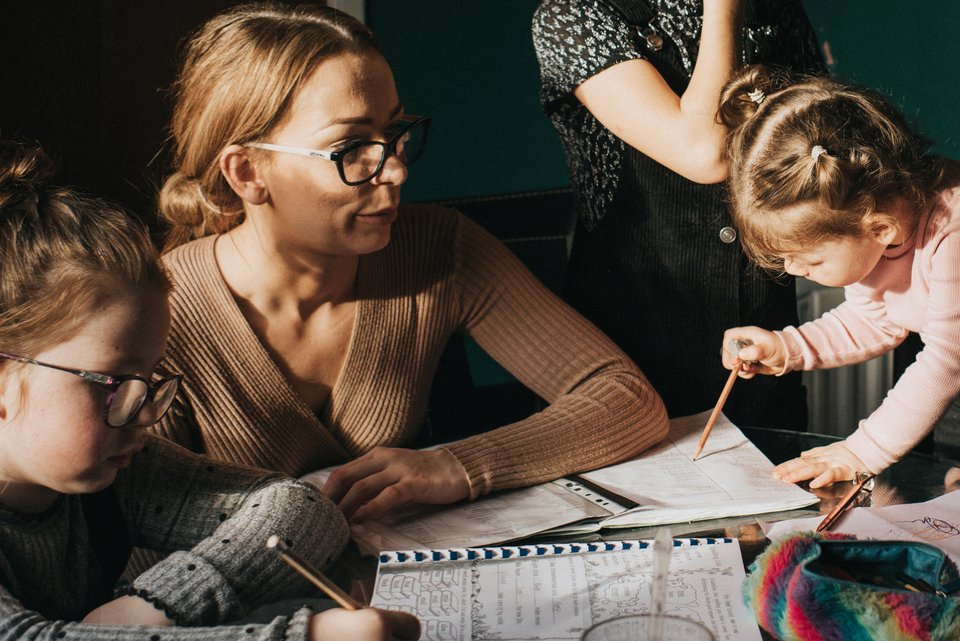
top-left (1, 1), bottom-right (270, 225)
top-left (3, 1), bottom-right (959, 217)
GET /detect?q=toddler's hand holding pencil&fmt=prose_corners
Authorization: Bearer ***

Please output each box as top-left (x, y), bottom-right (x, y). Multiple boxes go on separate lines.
top-left (721, 326), bottom-right (785, 377)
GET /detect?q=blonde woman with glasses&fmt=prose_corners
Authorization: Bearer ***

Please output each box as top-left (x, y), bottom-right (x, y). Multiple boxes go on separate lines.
top-left (154, 2), bottom-right (668, 524)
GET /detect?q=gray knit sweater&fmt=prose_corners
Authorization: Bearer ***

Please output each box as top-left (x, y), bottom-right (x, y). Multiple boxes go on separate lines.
top-left (0, 434), bottom-right (348, 640)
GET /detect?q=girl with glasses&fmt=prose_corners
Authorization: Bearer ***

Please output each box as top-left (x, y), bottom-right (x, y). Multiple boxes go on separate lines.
top-left (0, 140), bottom-right (417, 640)
top-left (155, 3), bottom-right (668, 523)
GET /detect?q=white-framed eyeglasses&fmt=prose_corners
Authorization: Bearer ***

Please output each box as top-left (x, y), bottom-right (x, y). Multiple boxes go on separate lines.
top-left (245, 115), bottom-right (430, 186)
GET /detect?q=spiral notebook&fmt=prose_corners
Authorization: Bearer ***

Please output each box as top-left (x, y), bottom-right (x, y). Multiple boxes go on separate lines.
top-left (312, 411), bottom-right (818, 553)
top-left (370, 537), bottom-right (761, 641)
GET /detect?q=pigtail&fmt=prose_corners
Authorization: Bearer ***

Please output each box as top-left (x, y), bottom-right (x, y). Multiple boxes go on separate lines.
top-left (719, 65), bottom-right (782, 129)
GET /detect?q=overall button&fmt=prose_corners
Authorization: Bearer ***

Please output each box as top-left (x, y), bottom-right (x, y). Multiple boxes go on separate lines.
top-left (719, 226), bottom-right (737, 243)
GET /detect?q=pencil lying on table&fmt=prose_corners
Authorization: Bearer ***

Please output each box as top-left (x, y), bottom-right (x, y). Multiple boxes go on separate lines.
top-left (266, 535), bottom-right (361, 610)
top-left (815, 473), bottom-right (875, 532)
top-left (693, 361), bottom-right (741, 460)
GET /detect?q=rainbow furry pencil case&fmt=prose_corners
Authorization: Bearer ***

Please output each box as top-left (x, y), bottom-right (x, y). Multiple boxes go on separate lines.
top-left (744, 532), bottom-right (960, 640)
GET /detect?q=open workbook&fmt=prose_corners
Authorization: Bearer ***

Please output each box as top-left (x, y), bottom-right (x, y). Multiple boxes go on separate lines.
top-left (301, 411), bottom-right (818, 553)
top-left (370, 537), bottom-right (761, 641)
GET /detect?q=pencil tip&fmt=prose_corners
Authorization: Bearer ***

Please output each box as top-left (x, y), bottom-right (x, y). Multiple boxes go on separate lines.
top-left (266, 534), bottom-right (280, 549)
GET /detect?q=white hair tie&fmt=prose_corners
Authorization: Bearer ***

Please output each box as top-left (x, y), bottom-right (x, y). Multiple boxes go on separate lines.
top-left (811, 145), bottom-right (828, 161)
top-left (747, 88), bottom-right (766, 105)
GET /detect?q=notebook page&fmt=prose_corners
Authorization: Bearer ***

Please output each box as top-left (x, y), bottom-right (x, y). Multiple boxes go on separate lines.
top-left (370, 538), bottom-right (759, 641)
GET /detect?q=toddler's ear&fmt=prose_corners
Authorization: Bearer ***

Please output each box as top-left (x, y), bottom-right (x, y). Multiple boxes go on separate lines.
top-left (864, 212), bottom-right (900, 245)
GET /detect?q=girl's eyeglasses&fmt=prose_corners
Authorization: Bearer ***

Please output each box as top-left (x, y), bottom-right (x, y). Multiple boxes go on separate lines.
top-left (246, 115), bottom-right (430, 186)
top-left (0, 352), bottom-right (181, 428)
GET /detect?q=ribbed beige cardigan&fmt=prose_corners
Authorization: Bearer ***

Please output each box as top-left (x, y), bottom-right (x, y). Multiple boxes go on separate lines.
top-left (153, 204), bottom-right (667, 498)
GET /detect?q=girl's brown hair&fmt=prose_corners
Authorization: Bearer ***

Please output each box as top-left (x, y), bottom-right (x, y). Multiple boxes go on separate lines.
top-left (159, 3), bottom-right (380, 251)
top-left (0, 141), bottom-right (169, 357)
top-left (720, 65), bottom-right (944, 271)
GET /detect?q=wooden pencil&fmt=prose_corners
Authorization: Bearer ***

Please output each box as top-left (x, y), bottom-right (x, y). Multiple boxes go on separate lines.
top-left (693, 360), bottom-right (741, 460)
top-left (266, 535), bottom-right (361, 610)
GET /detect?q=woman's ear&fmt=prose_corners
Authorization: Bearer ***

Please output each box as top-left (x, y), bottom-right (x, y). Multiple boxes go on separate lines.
top-left (220, 145), bottom-right (269, 206)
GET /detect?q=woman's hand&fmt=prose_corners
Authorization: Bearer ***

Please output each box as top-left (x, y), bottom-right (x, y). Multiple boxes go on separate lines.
top-left (321, 447), bottom-right (471, 521)
top-left (721, 326), bottom-right (785, 378)
top-left (772, 441), bottom-right (868, 489)
top-left (309, 607), bottom-right (420, 641)
top-left (82, 595), bottom-right (176, 626)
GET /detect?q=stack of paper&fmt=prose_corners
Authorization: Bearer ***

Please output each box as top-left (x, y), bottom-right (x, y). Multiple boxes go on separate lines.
top-left (302, 411), bottom-right (818, 553)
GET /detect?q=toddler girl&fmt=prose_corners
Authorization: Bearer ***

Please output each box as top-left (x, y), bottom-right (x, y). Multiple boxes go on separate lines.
top-left (718, 66), bottom-right (957, 488)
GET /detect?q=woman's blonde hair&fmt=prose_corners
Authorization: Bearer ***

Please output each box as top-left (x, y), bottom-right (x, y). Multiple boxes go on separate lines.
top-left (720, 65), bottom-right (944, 271)
top-left (159, 3), bottom-right (379, 251)
top-left (0, 141), bottom-right (169, 358)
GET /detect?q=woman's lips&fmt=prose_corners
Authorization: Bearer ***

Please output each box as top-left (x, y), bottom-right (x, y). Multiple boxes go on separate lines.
top-left (355, 208), bottom-right (398, 225)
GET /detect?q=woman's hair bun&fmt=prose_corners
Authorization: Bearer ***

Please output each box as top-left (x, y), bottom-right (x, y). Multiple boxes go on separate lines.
top-left (719, 65), bottom-right (779, 130)
top-left (0, 140), bottom-right (56, 211)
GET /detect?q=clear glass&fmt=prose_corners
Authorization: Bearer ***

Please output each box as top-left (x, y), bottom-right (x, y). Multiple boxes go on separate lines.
top-left (581, 614), bottom-right (715, 641)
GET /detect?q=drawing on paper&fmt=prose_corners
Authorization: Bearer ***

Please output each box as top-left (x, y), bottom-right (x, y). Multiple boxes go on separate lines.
top-left (898, 515), bottom-right (960, 541)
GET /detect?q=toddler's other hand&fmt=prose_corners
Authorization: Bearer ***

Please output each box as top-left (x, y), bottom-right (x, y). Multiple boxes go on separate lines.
top-left (772, 440), bottom-right (868, 489)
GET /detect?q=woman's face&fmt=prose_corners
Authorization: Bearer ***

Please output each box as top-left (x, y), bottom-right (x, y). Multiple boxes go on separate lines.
top-left (251, 52), bottom-right (409, 257)
top-left (0, 290), bottom-right (170, 510)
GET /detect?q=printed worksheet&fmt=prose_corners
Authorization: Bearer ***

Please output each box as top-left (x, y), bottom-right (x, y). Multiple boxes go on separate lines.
top-left (370, 539), bottom-right (761, 641)
top-left (584, 412), bottom-right (819, 528)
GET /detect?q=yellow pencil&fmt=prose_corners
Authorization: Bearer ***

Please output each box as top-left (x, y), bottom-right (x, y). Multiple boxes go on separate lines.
top-left (266, 535), bottom-right (361, 610)
top-left (693, 360), bottom-right (741, 460)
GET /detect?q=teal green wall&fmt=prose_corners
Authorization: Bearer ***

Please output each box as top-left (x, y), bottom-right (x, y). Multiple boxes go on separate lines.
top-left (368, 0), bottom-right (568, 201)
top-left (801, 1), bottom-right (960, 159)
top-left (370, 1), bottom-right (960, 202)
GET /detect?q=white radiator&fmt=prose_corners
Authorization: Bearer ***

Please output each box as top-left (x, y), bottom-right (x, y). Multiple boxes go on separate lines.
top-left (796, 281), bottom-right (894, 437)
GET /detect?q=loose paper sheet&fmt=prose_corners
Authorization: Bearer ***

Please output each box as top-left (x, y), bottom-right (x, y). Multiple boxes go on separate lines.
top-left (585, 412), bottom-right (819, 528)
top-left (301, 411), bottom-right (818, 552)
top-left (762, 490), bottom-right (960, 567)
top-left (370, 539), bottom-right (760, 641)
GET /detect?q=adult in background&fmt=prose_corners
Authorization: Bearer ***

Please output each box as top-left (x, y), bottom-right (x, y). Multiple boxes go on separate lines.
top-left (532, 0), bottom-right (824, 428)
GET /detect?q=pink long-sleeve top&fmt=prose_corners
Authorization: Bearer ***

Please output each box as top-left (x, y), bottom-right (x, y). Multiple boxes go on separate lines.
top-left (776, 182), bottom-right (960, 473)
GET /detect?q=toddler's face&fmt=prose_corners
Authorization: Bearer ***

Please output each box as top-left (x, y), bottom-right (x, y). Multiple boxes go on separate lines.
top-left (0, 290), bottom-right (170, 508)
top-left (780, 234), bottom-right (888, 288)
